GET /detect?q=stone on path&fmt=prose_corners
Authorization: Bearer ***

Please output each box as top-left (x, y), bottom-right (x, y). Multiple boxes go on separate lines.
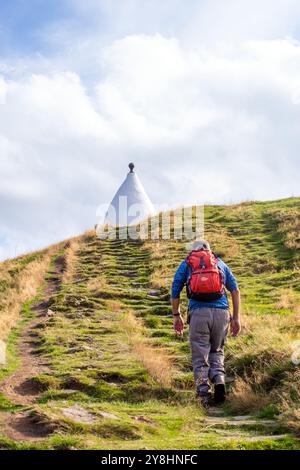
top-left (61, 404), bottom-right (95, 424)
top-left (98, 412), bottom-right (120, 420)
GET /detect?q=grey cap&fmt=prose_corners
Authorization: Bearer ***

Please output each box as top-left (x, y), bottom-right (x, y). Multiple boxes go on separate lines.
top-left (191, 239), bottom-right (211, 251)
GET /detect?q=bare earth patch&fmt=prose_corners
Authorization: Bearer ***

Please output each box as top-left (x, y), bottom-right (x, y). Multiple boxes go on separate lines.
top-left (1, 411), bottom-right (54, 442)
top-left (0, 254), bottom-right (65, 442)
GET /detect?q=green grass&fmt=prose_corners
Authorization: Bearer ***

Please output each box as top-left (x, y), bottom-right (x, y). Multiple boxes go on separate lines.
top-left (0, 197), bottom-right (299, 449)
top-left (0, 300), bottom-right (36, 385)
top-left (0, 298), bottom-right (45, 415)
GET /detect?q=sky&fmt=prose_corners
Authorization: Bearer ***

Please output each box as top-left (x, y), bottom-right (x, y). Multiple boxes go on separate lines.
top-left (0, 0), bottom-right (300, 259)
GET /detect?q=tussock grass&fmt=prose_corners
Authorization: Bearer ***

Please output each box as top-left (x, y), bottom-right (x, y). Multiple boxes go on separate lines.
top-left (279, 403), bottom-right (300, 436)
top-left (123, 310), bottom-right (173, 388)
top-left (205, 226), bottom-right (240, 259)
top-left (105, 299), bottom-right (122, 312)
top-left (149, 265), bottom-right (173, 290)
top-left (87, 276), bottom-right (110, 292)
top-left (61, 237), bottom-right (82, 284)
top-left (143, 239), bottom-right (184, 291)
top-left (228, 378), bottom-right (270, 414)
top-left (0, 245), bottom-right (60, 341)
top-left (271, 208), bottom-right (300, 251)
top-left (141, 240), bottom-right (166, 260)
top-left (276, 288), bottom-right (299, 312)
top-left (226, 311), bottom-right (300, 416)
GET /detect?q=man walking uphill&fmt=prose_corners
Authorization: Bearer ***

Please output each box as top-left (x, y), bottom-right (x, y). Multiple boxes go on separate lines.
top-left (171, 240), bottom-right (241, 407)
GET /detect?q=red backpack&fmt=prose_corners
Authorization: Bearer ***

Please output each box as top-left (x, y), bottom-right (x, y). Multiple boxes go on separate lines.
top-left (186, 250), bottom-right (224, 301)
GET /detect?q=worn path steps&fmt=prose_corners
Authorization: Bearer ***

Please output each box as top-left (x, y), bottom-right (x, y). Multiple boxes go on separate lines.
top-left (0, 253), bottom-right (65, 442)
top-left (72, 236), bottom-right (297, 449)
top-left (204, 409), bottom-right (290, 443)
top-left (0, 235), bottom-right (298, 449)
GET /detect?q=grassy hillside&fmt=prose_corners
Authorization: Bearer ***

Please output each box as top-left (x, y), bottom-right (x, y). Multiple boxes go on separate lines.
top-left (0, 198), bottom-right (299, 449)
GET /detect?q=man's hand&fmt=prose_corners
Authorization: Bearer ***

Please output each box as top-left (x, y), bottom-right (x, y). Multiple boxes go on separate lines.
top-left (230, 318), bottom-right (241, 337)
top-left (230, 289), bottom-right (241, 337)
top-left (171, 299), bottom-right (184, 336)
top-left (173, 314), bottom-right (184, 336)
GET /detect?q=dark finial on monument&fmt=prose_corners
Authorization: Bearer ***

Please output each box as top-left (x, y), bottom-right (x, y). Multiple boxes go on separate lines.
top-left (129, 162), bottom-right (135, 173)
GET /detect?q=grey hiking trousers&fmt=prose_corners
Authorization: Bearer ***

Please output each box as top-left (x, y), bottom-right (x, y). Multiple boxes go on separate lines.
top-left (189, 307), bottom-right (230, 398)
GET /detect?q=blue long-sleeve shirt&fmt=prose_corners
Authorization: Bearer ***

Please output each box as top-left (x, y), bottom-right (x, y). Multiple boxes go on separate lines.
top-left (171, 257), bottom-right (238, 310)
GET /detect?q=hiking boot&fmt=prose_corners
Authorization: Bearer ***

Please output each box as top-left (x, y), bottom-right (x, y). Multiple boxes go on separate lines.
top-left (196, 378), bottom-right (211, 400)
top-left (214, 383), bottom-right (226, 404)
top-left (199, 396), bottom-right (213, 409)
top-left (195, 386), bottom-right (212, 408)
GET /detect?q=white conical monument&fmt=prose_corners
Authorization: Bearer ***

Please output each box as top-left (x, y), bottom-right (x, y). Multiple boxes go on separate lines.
top-left (104, 163), bottom-right (156, 226)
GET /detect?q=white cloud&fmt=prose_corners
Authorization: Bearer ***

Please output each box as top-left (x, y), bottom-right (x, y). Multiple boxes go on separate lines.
top-left (93, 34), bottom-right (300, 205)
top-left (0, 2), bottom-right (300, 259)
top-left (183, 0), bottom-right (300, 45)
top-left (64, 0), bottom-right (300, 48)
